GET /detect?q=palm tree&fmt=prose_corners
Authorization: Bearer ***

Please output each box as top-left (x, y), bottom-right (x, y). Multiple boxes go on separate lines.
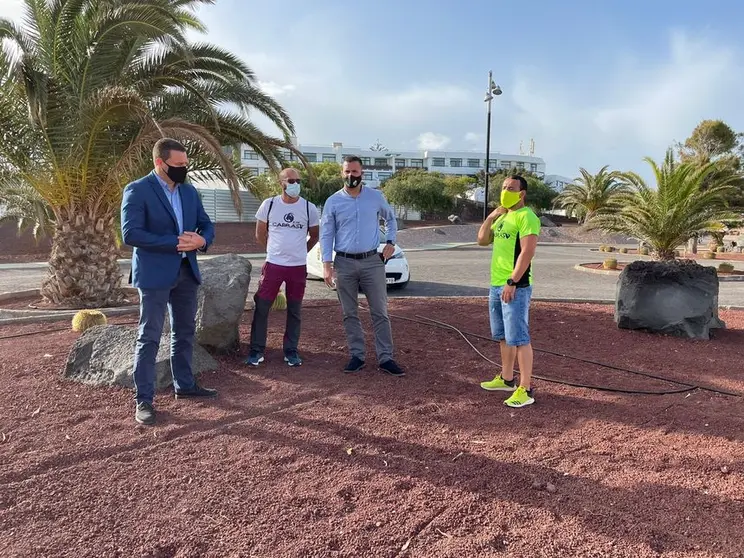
top-left (553, 165), bottom-right (627, 223)
top-left (588, 151), bottom-right (739, 261)
top-left (0, 0), bottom-right (305, 308)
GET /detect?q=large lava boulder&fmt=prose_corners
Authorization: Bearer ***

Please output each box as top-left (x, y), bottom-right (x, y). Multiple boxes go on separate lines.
top-left (63, 324), bottom-right (218, 389)
top-left (195, 254), bottom-right (252, 353)
top-left (615, 259), bottom-right (725, 339)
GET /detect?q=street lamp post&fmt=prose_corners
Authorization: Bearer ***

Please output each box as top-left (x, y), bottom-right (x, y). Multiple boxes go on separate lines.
top-left (483, 70), bottom-right (502, 220)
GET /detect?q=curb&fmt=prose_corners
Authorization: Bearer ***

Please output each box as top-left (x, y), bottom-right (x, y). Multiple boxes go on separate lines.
top-left (574, 264), bottom-right (621, 276)
top-left (573, 263), bottom-right (744, 282)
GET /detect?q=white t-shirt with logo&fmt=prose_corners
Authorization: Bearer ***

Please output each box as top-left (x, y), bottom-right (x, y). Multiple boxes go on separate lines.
top-left (255, 196), bottom-right (320, 267)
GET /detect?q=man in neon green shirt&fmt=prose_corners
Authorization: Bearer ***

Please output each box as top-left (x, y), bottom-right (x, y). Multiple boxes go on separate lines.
top-left (477, 175), bottom-right (541, 407)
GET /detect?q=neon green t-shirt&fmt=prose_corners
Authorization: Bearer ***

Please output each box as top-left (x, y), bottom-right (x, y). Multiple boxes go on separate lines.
top-left (490, 207), bottom-right (541, 287)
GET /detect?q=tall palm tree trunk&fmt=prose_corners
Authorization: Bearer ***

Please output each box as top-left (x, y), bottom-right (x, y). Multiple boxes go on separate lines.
top-left (40, 210), bottom-right (124, 308)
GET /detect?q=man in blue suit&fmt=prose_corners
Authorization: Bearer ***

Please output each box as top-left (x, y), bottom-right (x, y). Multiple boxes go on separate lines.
top-left (121, 138), bottom-right (217, 426)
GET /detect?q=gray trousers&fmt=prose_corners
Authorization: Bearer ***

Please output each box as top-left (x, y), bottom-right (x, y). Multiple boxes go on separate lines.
top-left (334, 254), bottom-right (394, 363)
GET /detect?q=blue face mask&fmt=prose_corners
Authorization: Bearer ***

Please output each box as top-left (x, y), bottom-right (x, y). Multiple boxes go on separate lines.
top-left (285, 182), bottom-right (301, 198)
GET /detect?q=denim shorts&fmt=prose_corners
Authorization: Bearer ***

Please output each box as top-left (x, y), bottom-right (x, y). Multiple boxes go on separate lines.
top-left (489, 285), bottom-right (533, 346)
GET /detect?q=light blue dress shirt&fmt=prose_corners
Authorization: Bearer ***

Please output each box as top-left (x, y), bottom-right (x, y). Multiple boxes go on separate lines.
top-left (319, 186), bottom-right (397, 262)
top-left (154, 171), bottom-right (185, 258)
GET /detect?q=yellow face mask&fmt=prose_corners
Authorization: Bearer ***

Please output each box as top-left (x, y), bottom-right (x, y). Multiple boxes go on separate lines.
top-left (500, 189), bottom-right (522, 208)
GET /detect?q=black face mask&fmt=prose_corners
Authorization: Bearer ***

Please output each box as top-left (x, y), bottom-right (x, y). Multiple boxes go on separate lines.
top-left (163, 163), bottom-right (188, 185)
top-left (345, 175), bottom-right (362, 188)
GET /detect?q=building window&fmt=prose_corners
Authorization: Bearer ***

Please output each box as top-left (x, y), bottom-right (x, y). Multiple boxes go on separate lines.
top-left (516, 162), bottom-right (525, 170)
top-left (500, 161), bottom-right (511, 169)
top-left (410, 159), bottom-right (424, 168)
top-left (432, 157), bottom-right (445, 167)
top-left (361, 157), bottom-right (371, 165)
top-left (530, 163), bottom-right (538, 172)
top-left (395, 158), bottom-right (406, 167)
top-left (322, 153), bottom-right (336, 163)
top-left (467, 158), bottom-right (480, 167)
top-left (245, 167), bottom-right (258, 176)
top-left (450, 158), bottom-right (462, 167)
top-left (489, 161), bottom-right (498, 170)
top-left (303, 152), bottom-right (317, 163)
top-left (243, 150), bottom-right (259, 160)
top-left (374, 158), bottom-right (388, 166)
top-left (377, 172), bottom-right (391, 181)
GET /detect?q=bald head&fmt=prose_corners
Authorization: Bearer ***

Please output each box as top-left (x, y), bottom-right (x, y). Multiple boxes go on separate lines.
top-left (279, 168), bottom-right (300, 181)
top-left (279, 167), bottom-right (301, 200)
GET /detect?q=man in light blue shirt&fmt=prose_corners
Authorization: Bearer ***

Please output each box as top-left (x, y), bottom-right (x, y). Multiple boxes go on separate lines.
top-left (320, 155), bottom-right (405, 377)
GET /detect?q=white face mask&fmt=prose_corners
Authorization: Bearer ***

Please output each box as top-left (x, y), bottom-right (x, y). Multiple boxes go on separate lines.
top-left (285, 182), bottom-right (301, 198)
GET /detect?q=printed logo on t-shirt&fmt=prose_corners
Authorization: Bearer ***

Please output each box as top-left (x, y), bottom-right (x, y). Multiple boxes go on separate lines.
top-left (494, 220), bottom-right (511, 240)
top-left (271, 212), bottom-right (304, 230)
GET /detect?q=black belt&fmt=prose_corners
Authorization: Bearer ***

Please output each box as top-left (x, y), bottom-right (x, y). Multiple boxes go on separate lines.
top-left (336, 249), bottom-right (377, 259)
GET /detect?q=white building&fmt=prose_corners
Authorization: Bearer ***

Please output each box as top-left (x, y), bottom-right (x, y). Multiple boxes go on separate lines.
top-left (544, 174), bottom-right (576, 193)
top-left (238, 140), bottom-right (546, 190)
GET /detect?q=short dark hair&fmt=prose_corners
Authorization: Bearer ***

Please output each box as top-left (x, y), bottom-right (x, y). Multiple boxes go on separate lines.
top-left (153, 138), bottom-right (186, 162)
top-left (343, 155), bottom-right (363, 167)
top-left (508, 174), bottom-right (528, 191)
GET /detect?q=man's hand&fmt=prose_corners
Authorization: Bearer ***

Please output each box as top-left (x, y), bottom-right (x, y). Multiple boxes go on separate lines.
top-left (501, 284), bottom-right (516, 303)
top-left (177, 231), bottom-right (206, 252)
top-left (488, 206), bottom-right (508, 220)
top-left (382, 243), bottom-right (395, 261)
top-left (323, 262), bottom-right (336, 289)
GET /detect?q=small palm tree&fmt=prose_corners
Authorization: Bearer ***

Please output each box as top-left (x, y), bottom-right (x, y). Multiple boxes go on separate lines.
top-left (553, 165), bottom-right (627, 223)
top-left (588, 151), bottom-right (739, 261)
top-left (0, 0), bottom-right (305, 308)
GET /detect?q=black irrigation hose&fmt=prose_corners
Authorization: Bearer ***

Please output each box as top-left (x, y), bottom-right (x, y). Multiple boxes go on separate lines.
top-left (391, 312), bottom-right (740, 398)
top-left (2, 301), bottom-right (740, 398)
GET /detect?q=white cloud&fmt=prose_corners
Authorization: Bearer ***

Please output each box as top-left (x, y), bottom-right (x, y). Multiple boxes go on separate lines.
top-left (417, 132), bottom-right (451, 150)
top-left (507, 30), bottom-right (744, 178)
top-left (3, 1), bottom-right (742, 182)
top-left (0, 0), bottom-right (23, 22)
top-left (258, 81), bottom-right (296, 97)
top-left (464, 132), bottom-right (484, 147)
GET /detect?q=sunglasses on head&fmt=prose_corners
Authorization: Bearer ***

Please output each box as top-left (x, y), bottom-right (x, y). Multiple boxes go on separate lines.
top-left (285, 178), bottom-right (301, 184)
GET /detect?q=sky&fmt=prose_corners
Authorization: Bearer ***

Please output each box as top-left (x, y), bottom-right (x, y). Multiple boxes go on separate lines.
top-left (2, 0), bottom-right (744, 180)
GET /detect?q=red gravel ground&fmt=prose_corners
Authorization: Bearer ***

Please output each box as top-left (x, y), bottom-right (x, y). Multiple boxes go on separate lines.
top-left (1, 298), bottom-right (744, 558)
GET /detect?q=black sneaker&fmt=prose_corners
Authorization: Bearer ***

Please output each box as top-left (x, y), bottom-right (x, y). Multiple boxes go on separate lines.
top-left (135, 401), bottom-right (156, 425)
top-left (174, 383), bottom-right (218, 399)
top-left (344, 356), bottom-right (366, 373)
top-left (379, 359), bottom-right (405, 377)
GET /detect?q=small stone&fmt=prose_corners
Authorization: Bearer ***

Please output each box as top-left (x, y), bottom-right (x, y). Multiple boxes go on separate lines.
top-left (545, 483), bottom-right (557, 493)
top-left (721, 466), bottom-right (730, 474)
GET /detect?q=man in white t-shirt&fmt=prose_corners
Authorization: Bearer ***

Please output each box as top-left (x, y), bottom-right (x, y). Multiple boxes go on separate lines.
top-left (245, 168), bottom-right (320, 367)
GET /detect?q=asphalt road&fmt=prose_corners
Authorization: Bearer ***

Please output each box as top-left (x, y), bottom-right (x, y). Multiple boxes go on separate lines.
top-left (3, 245), bottom-right (744, 306)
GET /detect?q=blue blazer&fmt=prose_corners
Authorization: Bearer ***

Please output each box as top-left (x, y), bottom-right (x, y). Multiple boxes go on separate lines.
top-left (121, 172), bottom-right (215, 290)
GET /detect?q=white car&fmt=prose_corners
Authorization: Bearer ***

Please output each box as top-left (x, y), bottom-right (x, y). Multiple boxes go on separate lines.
top-left (306, 242), bottom-right (410, 289)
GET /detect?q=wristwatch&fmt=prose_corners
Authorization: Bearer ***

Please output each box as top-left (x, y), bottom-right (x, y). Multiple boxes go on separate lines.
top-left (506, 278), bottom-right (516, 287)
top-left (386, 240), bottom-right (395, 246)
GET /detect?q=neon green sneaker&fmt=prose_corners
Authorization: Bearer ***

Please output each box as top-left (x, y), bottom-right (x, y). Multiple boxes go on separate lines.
top-left (480, 375), bottom-right (517, 392)
top-left (504, 386), bottom-right (535, 408)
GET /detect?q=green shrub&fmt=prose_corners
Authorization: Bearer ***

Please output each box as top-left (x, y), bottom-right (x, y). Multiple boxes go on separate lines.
top-left (71, 309), bottom-right (107, 332)
top-left (599, 244), bottom-right (607, 252)
top-left (702, 251), bottom-right (716, 259)
top-left (718, 263), bottom-right (735, 273)
top-left (639, 247), bottom-right (649, 255)
top-left (606, 246), bottom-right (616, 252)
top-left (619, 247), bottom-right (628, 254)
top-left (603, 258), bottom-right (618, 270)
top-left (716, 246), bottom-right (726, 253)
